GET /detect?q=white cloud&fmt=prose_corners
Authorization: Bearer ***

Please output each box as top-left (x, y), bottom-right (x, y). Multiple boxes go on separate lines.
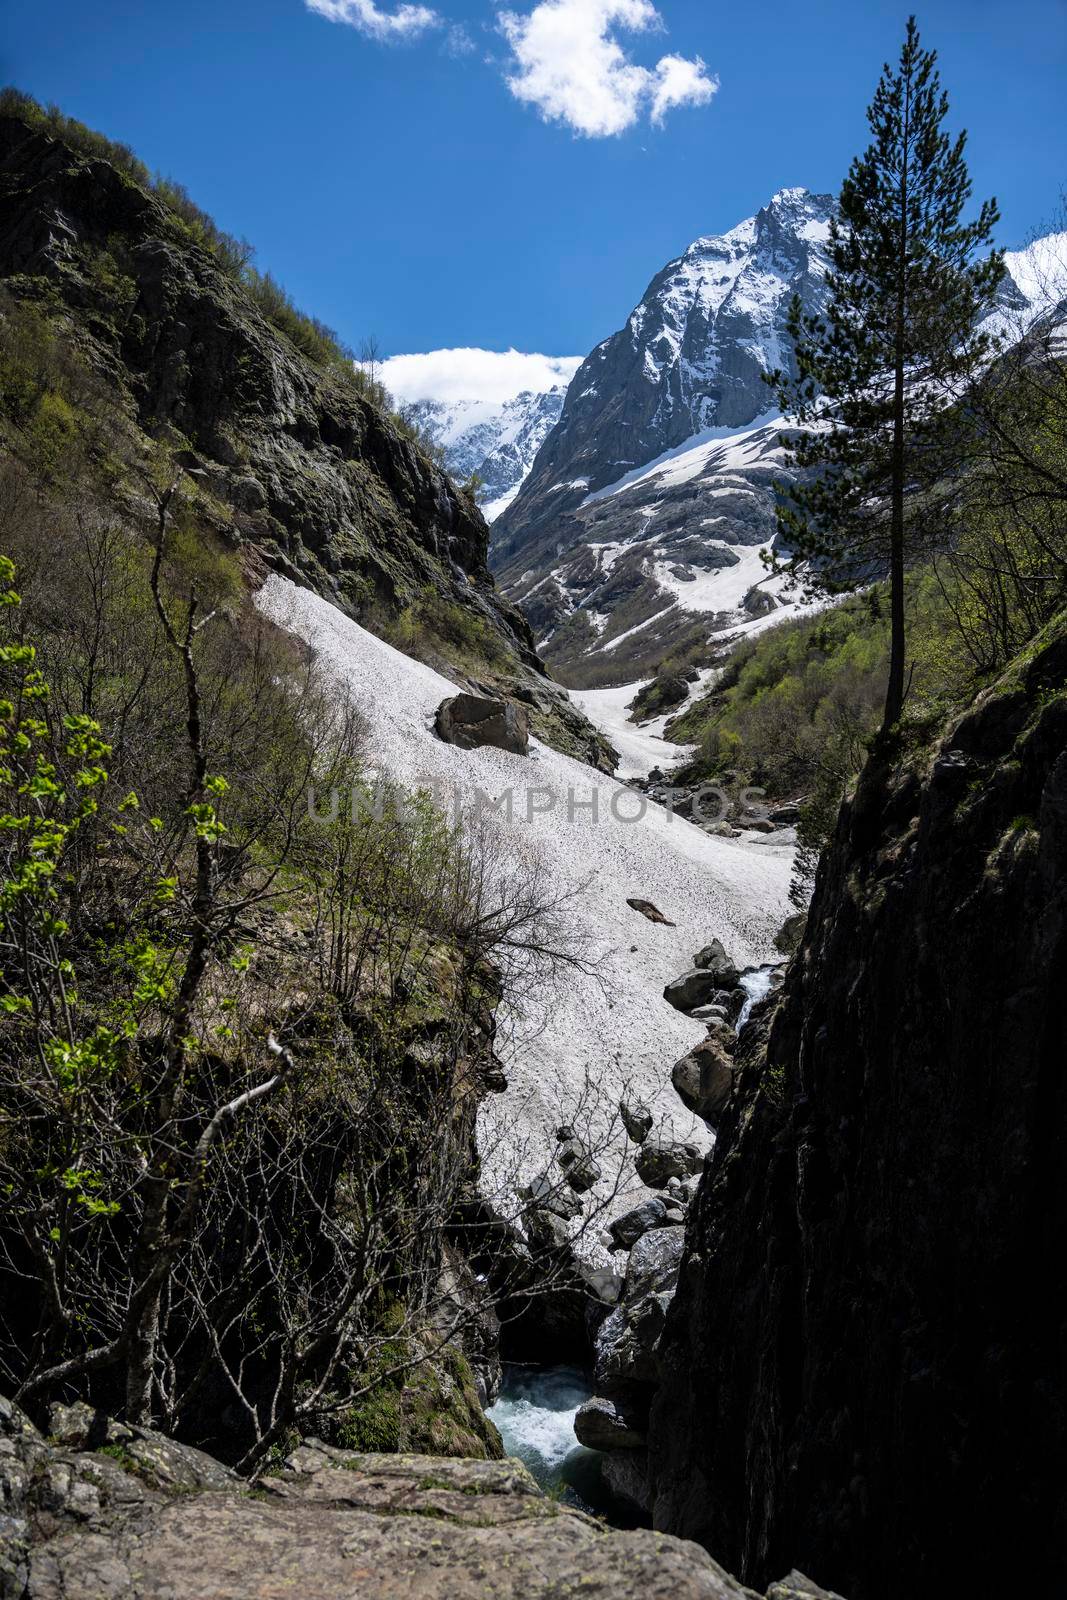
top-left (380, 348), bottom-right (584, 406)
top-left (305, 0), bottom-right (440, 42)
top-left (497, 0), bottom-right (716, 137)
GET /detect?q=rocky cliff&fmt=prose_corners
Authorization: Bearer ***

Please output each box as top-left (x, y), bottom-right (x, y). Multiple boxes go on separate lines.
top-left (0, 109), bottom-right (610, 766)
top-left (645, 619), bottom-right (1067, 1597)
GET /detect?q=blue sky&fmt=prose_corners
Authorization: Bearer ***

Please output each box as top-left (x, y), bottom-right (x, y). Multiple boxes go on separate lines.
top-left (5, 0), bottom-right (1065, 364)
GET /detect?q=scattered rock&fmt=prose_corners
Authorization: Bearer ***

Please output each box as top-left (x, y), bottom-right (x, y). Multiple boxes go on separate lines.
top-left (619, 1098), bottom-right (654, 1143)
top-left (635, 1136), bottom-right (703, 1188)
top-left (435, 693), bottom-right (529, 756)
top-left (520, 1175), bottom-right (582, 1221)
top-left (626, 897), bottom-right (676, 926)
top-left (663, 968), bottom-right (722, 1013)
top-left (574, 1396), bottom-right (645, 1451)
top-left (608, 1197), bottom-right (669, 1251)
top-left (565, 1155), bottom-right (602, 1193)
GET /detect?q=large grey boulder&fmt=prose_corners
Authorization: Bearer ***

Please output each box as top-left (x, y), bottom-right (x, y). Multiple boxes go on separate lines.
top-left (692, 942), bottom-right (742, 988)
top-left (663, 968), bottom-right (722, 1013)
top-left (435, 693), bottom-right (529, 756)
top-left (520, 1174), bottom-right (582, 1220)
top-left (594, 1228), bottom-right (687, 1387)
top-left (619, 1098), bottom-right (654, 1143)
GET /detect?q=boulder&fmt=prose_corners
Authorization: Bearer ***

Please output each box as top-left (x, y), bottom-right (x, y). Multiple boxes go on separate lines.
top-left (690, 1003), bottom-right (730, 1025)
top-left (574, 1396), bottom-right (645, 1451)
top-left (663, 968), bottom-right (721, 1013)
top-left (672, 1038), bottom-right (736, 1127)
top-left (619, 1098), bottom-right (654, 1143)
top-left (608, 1197), bottom-right (669, 1251)
top-left (693, 939), bottom-right (729, 969)
top-left (565, 1154), bottom-right (602, 1193)
top-left (635, 1137), bottom-right (703, 1188)
top-left (435, 693), bottom-right (529, 756)
top-left (693, 943), bottom-right (742, 988)
top-left (525, 1208), bottom-right (571, 1253)
top-left (594, 1228), bottom-right (687, 1387)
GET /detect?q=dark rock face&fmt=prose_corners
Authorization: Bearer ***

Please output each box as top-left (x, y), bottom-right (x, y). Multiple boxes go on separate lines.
top-left (0, 114), bottom-right (615, 772)
top-left (0, 1395), bottom-right (778, 1600)
top-left (435, 693), bottom-right (529, 755)
top-left (647, 625), bottom-right (1067, 1598)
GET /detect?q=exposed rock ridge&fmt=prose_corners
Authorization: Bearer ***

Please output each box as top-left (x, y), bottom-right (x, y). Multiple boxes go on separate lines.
top-left (645, 620), bottom-right (1067, 1598)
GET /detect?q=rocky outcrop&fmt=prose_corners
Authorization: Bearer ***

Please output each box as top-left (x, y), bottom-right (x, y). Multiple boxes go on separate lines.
top-left (646, 621), bottom-right (1067, 1598)
top-left (0, 1394), bottom-right (822, 1600)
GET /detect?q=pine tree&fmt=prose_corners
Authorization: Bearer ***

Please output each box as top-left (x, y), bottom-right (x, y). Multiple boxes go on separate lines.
top-left (770, 15), bottom-right (1004, 733)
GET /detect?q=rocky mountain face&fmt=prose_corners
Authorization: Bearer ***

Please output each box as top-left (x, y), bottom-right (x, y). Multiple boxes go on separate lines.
top-left (492, 193), bottom-right (1065, 689)
top-left (491, 189), bottom-right (836, 682)
top-left (0, 112), bottom-right (610, 767)
top-left (644, 618), bottom-right (1067, 1598)
top-left (400, 381), bottom-right (573, 519)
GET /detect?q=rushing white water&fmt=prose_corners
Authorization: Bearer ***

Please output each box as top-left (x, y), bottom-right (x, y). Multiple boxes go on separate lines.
top-left (486, 1365), bottom-right (590, 1485)
top-left (736, 963), bottom-right (779, 1031)
top-left (487, 1365), bottom-right (647, 1526)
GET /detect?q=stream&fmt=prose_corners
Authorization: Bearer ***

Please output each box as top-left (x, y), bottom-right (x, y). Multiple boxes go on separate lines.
top-left (486, 1365), bottom-right (647, 1527)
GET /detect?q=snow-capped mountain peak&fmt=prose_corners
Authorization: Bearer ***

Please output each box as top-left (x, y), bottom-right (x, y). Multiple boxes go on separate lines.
top-left (379, 348), bottom-right (583, 521)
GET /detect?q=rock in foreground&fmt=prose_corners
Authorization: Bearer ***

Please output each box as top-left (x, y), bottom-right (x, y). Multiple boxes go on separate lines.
top-left (0, 1396), bottom-right (824, 1599)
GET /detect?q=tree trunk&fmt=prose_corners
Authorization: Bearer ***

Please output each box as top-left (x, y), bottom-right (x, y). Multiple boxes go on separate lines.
top-left (884, 361), bottom-right (907, 732)
top-left (883, 55), bottom-right (912, 735)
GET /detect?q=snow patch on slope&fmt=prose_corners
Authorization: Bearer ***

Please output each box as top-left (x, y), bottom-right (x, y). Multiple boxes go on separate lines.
top-left (254, 575), bottom-right (792, 1231)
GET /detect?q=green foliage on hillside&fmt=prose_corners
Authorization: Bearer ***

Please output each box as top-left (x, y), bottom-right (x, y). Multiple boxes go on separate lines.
top-left (0, 289), bottom-right (568, 1471)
